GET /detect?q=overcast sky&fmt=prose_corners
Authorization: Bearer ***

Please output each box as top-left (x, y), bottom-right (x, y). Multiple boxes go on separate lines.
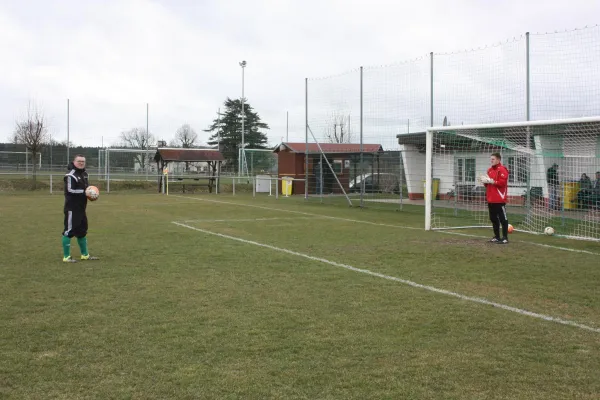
top-left (1, 0), bottom-right (599, 148)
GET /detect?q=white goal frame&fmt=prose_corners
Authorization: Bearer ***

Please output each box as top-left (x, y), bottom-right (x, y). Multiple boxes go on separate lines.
top-left (0, 151), bottom-right (42, 173)
top-left (425, 116), bottom-right (600, 239)
top-left (102, 148), bottom-right (157, 193)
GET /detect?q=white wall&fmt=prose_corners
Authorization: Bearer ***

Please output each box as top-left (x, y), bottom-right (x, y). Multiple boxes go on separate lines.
top-left (432, 154), bottom-right (454, 195)
top-left (400, 144), bottom-right (426, 195)
top-left (433, 151), bottom-right (529, 198)
top-left (402, 132), bottom-right (599, 200)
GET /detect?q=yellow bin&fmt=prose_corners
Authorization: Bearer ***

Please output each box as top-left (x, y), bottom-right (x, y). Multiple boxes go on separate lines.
top-left (562, 181), bottom-right (580, 209)
top-left (423, 178), bottom-right (440, 200)
top-left (281, 176), bottom-right (293, 196)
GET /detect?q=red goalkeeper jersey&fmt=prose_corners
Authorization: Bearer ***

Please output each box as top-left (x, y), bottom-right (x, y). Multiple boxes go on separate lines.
top-left (485, 163), bottom-right (509, 203)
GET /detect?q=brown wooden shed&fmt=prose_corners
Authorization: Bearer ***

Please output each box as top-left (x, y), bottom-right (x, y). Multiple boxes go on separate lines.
top-left (273, 142), bottom-right (383, 195)
top-left (154, 148), bottom-right (225, 193)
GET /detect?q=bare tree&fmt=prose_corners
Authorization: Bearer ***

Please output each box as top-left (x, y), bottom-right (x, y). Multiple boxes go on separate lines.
top-left (14, 102), bottom-right (49, 188)
top-left (118, 127), bottom-right (156, 170)
top-left (119, 127), bottom-right (155, 149)
top-left (325, 113), bottom-right (353, 144)
top-left (170, 124), bottom-right (200, 172)
top-left (174, 124), bottom-right (199, 148)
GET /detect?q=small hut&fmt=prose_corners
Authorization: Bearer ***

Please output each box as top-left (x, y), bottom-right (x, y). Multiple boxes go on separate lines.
top-left (154, 148), bottom-right (225, 193)
top-left (273, 142), bottom-right (384, 195)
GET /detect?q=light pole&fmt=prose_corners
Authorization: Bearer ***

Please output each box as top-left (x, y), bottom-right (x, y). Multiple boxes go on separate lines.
top-left (239, 60), bottom-right (246, 176)
top-left (66, 98), bottom-right (70, 164)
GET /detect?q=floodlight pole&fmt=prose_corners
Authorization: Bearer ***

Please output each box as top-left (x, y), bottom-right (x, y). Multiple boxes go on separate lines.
top-left (525, 32), bottom-right (531, 122)
top-left (525, 32), bottom-right (532, 212)
top-left (305, 78), bottom-right (308, 200)
top-left (359, 66), bottom-right (364, 208)
top-left (430, 52), bottom-right (434, 127)
top-left (217, 107), bottom-right (221, 151)
top-left (240, 60), bottom-right (247, 176)
top-left (146, 102), bottom-right (149, 181)
top-left (66, 98), bottom-right (70, 163)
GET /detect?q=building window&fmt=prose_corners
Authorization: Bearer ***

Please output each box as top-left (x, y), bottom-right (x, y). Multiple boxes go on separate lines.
top-left (456, 158), bottom-right (476, 183)
top-left (332, 159), bottom-right (343, 174)
top-left (507, 156), bottom-right (528, 184)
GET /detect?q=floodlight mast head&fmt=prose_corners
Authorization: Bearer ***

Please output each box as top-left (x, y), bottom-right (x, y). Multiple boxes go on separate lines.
top-left (239, 60), bottom-right (247, 68)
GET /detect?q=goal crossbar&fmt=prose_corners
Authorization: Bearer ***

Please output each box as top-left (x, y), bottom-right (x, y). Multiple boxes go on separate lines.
top-left (428, 116), bottom-right (600, 133)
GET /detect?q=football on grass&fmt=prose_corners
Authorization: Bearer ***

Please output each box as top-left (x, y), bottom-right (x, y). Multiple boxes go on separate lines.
top-left (507, 224), bottom-right (514, 234)
top-left (86, 186), bottom-right (100, 201)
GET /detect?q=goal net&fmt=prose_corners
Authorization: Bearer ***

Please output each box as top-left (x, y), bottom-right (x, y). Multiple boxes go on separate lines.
top-left (425, 117), bottom-right (600, 241)
top-left (0, 151), bottom-right (42, 174)
top-left (240, 148), bottom-right (278, 176)
top-left (102, 148), bottom-right (157, 192)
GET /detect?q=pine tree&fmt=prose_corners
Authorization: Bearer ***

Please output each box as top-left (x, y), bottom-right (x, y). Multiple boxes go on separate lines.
top-left (204, 98), bottom-right (269, 170)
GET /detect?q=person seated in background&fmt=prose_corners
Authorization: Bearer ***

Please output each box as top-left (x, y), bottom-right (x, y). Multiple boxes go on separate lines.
top-left (592, 172), bottom-right (600, 208)
top-left (580, 173), bottom-right (592, 190)
top-left (579, 172), bottom-right (600, 208)
top-left (576, 173), bottom-right (592, 208)
top-left (594, 171), bottom-right (600, 192)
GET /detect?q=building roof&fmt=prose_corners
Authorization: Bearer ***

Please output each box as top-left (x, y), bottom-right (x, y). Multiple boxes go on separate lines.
top-left (154, 147), bottom-right (225, 162)
top-left (274, 142), bottom-right (383, 154)
top-left (396, 132), bottom-right (427, 145)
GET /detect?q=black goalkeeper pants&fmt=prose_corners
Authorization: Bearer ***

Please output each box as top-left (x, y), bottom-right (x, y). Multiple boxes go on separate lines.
top-left (63, 208), bottom-right (88, 238)
top-left (488, 203), bottom-right (508, 239)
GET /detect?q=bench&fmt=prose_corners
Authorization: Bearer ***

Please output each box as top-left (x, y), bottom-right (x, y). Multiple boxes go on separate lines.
top-left (169, 177), bottom-right (217, 193)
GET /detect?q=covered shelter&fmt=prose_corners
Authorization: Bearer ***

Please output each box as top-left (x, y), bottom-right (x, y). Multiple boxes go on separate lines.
top-left (154, 147), bottom-right (225, 193)
top-left (273, 142), bottom-right (384, 195)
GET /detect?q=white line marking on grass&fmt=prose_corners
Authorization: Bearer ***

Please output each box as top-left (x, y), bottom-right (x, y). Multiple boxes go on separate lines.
top-left (438, 231), bottom-right (600, 256)
top-left (172, 221), bottom-right (600, 334)
top-left (171, 195), bottom-right (600, 256)
top-left (170, 195), bottom-right (421, 230)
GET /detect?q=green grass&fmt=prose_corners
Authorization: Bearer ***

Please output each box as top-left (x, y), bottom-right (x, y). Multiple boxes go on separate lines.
top-left (1, 192), bottom-right (600, 399)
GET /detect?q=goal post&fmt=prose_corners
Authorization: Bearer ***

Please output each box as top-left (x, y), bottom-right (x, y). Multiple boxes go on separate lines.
top-left (424, 129), bottom-right (433, 231)
top-left (425, 117), bottom-right (600, 241)
top-left (239, 148), bottom-right (278, 177)
top-left (102, 148), bottom-right (157, 193)
top-left (0, 151), bottom-right (42, 174)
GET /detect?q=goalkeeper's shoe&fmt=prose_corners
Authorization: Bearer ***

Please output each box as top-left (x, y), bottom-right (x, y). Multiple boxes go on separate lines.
top-left (63, 257), bottom-right (77, 263)
top-left (489, 237), bottom-right (500, 243)
top-left (81, 255), bottom-right (100, 261)
top-left (496, 238), bottom-right (509, 245)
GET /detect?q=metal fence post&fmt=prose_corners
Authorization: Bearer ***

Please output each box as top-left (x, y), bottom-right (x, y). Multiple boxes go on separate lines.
top-left (305, 77), bottom-right (309, 200)
top-left (359, 66), bottom-right (364, 208)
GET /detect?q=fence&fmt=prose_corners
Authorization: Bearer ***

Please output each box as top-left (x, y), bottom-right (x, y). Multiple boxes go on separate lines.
top-left (0, 145), bottom-right (277, 194)
top-left (2, 25), bottom-right (599, 206)
top-left (301, 26), bottom-right (600, 210)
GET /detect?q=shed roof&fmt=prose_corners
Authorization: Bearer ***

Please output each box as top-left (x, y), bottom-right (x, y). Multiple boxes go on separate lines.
top-left (274, 142), bottom-right (383, 154)
top-left (154, 148), bottom-right (225, 162)
top-left (396, 132), bottom-right (427, 145)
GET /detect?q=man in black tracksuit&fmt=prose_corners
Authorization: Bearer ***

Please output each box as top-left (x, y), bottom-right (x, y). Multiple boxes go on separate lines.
top-left (62, 154), bottom-right (99, 262)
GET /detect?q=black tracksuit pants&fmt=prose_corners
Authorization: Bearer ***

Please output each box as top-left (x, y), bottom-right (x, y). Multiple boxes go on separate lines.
top-left (63, 207), bottom-right (88, 238)
top-left (488, 203), bottom-right (508, 239)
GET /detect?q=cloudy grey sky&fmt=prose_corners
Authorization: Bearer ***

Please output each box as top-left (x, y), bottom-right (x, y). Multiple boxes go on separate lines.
top-left (1, 0), bottom-right (599, 148)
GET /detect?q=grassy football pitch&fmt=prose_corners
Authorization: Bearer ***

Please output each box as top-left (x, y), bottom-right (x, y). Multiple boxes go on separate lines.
top-left (1, 192), bottom-right (600, 399)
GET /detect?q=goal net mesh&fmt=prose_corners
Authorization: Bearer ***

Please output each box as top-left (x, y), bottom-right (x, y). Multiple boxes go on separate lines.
top-left (427, 118), bottom-right (600, 241)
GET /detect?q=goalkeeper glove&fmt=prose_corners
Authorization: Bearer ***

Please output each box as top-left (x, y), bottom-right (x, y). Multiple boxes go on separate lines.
top-left (479, 174), bottom-right (495, 185)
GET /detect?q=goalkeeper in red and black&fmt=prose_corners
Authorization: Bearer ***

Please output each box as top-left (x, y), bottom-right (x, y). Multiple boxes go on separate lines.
top-left (480, 152), bottom-right (510, 244)
top-left (62, 154), bottom-right (99, 262)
